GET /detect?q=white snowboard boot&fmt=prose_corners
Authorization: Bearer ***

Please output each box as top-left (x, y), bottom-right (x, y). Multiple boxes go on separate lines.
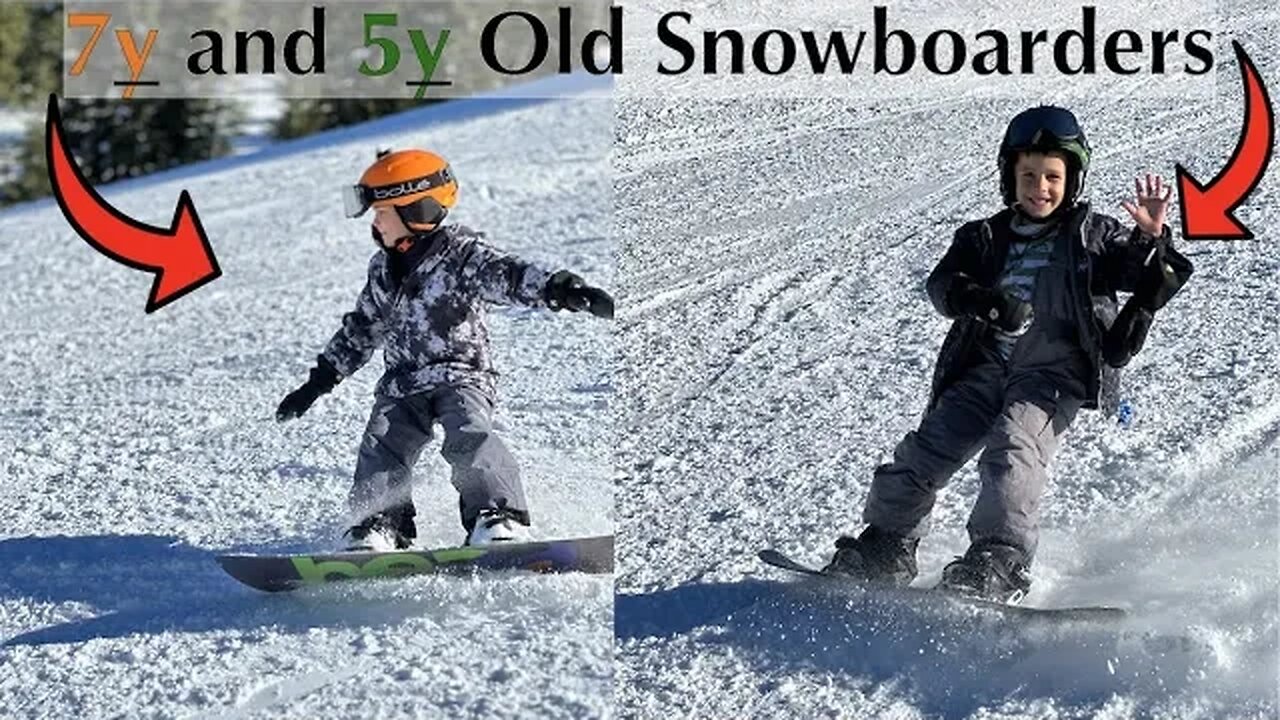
top-left (466, 508), bottom-right (531, 546)
top-left (344, 513), bottom-right (413, 552)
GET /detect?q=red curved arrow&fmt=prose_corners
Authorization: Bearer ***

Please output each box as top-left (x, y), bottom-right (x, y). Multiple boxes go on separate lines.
top-left (45, 94), bottom-right (221, 313)
top-left (1175, 41), bottom-right (1275, 240)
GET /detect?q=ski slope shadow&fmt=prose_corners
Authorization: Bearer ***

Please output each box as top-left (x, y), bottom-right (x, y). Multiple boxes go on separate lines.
top-left (650, 575), bottom-right (1255, 719)
top-left (614, 579), bottom-right (779, 640)
top-left (0, 534), bottom-right (487, 647)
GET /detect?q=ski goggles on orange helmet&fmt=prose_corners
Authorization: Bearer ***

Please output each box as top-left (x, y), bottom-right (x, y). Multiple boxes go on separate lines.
top-left (342, 166), bottom-right (455, 219)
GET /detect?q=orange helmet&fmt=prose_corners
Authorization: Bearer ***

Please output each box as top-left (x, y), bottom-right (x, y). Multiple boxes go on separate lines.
top-left (343, 148), bottom-right (458, 232)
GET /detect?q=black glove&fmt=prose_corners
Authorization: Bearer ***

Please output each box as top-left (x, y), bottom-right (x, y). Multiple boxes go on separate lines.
top-left (1133, 242), bottom-right (1193, 312)
top-left (545, 270), bottom-right (615, 319)
top-left (1101, 242), bottom-right (1192, 368)
top-left (953, 282), bottom-right (1032, 333)
top-left (1102, 302), bottom-right (1153, 368)
top-left (276, 357), bottom-right (341, 422)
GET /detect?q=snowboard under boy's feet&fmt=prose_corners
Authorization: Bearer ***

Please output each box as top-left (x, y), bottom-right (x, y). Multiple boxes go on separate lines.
top-left (219, 535), bottom-right (615, 592)
top-left (936, 542), bottom-right (1032, 604)
top-left (822, 526), bottom-right (919, 586)
top-left (758, 548), bottom-right (1127, 622)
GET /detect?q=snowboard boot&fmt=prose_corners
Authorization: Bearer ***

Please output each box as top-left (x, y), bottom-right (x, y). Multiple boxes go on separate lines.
top-left (937, 541), bottom-right (1032, 604)
top-left (822, 525), bottom-right (919, 587)
top-left (465, 507), bottom-right (531, 546)
top-left (345, 504), bottom-right (417, 552)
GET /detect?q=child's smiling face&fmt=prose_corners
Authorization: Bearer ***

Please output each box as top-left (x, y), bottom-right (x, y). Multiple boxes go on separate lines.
top-left (372, 205), bottom-right (412, 248)
top-left (1014, 151), bottom-right (1068, 218)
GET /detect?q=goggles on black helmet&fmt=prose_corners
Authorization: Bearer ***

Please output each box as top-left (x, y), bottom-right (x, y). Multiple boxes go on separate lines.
top-left (1004, 106), bottom-right (1085, 149)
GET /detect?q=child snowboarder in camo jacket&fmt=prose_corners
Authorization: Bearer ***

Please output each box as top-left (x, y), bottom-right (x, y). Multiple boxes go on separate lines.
top-left (275, 149), bottom-right (614, 551)
top-left (823, 106), bottom-right (1192, 603)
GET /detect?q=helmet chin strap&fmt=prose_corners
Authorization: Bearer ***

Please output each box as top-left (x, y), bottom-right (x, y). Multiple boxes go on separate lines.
top-left (370, 201), bottom-right (448, 253)
top-left (371, 225), bottom-right (417, 253)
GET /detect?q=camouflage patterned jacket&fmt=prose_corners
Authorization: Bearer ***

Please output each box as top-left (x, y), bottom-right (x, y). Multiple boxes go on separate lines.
top-left (321, 224), bottom-right (553, 399)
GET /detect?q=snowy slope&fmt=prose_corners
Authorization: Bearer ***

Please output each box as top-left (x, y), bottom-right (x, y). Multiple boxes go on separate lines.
top-left (0, 78), bottom-right (614, 718)
top-left (615, 1), bottom-right (1279, 717)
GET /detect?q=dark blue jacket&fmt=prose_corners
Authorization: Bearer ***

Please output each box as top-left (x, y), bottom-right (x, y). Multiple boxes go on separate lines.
top-left (925, 203), bottom-right (1188, 411)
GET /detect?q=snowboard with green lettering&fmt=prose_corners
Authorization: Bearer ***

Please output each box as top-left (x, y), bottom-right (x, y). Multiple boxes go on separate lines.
top-left (217, 535), bottom-right (613, 592)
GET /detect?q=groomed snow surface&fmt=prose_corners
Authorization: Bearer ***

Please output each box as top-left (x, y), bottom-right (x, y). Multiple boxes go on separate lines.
top-left (0, 81), bottom-right (614, 718)
top-left (614, 4), bottom-right (1279, 718)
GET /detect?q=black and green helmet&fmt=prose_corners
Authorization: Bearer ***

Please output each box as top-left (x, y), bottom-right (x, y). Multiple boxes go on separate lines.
top-left (998, 105), bottom-right (1092, 207)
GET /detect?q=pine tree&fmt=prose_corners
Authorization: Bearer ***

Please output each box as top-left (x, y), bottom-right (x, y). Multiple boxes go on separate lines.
top-left (4, 99), bottom-right (242, 204)
top-left (273, 98), bottom-right (438, 140)
top-left (0, 4), bottom-right (28, 103)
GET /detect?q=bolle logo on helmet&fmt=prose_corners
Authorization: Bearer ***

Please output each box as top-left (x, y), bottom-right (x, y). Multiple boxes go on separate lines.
top-left (372, 176), bottom-right (436, 201)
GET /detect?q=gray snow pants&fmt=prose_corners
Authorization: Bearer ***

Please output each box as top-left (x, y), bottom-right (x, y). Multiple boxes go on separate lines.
top-left (348, 384), bottom-right (528, 534)
top-left (862, 345), bottom-right (1085, 563)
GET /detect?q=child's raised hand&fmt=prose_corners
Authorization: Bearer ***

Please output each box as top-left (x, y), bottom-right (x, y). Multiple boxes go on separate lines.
top-left (1120, 173), bottom-right (1173, 237)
